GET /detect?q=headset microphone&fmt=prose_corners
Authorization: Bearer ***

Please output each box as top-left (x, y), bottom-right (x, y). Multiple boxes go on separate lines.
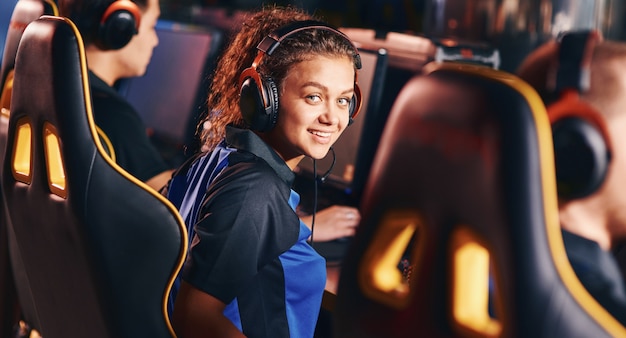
top-left (309, 147), bottom-right (336, 245)
top-left (319, 147), bottom-right (336, 183)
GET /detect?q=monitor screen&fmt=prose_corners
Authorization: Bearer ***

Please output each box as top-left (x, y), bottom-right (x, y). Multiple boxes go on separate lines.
top-left (117, 20), bottom-right (223, 150)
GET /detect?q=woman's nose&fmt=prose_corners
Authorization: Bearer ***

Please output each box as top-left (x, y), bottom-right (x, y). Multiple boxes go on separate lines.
top-left (319, 103), bottom-right (342, 126)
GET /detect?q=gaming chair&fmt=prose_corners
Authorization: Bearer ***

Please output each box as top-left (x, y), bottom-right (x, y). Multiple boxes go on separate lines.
top-left (333, 62), bottom-right (626, 337)
top-left (3, 15), bottom-right (187, 337)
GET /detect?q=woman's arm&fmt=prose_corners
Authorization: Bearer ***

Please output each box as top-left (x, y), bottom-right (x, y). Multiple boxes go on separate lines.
top-left (172, 281), bottom-right (246, 338)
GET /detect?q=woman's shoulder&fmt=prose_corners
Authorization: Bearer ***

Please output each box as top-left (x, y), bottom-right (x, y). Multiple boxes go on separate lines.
top-left (220, 151), bottom-right (288, 191)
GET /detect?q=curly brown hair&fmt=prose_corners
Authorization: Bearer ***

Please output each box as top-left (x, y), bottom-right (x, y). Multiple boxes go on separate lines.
top-left (198, 5), bottom-right (361, 151)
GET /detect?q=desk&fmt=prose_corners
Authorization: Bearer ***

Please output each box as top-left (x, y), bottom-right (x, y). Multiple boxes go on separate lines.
top-left (319, 263), bottom-right (341, 336)
top-left (323, 263), bottom-right (341, 312)
top-left (325, 263), bottom-right (341, 295)
top-left (316, 238), bottom-right (351, 294)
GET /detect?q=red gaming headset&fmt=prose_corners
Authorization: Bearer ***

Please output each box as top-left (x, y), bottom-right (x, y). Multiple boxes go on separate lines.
top-left (547, 30), bottom-right (612, 199)
top-left (238, 20), bottom-right (363, 132)
top-left (98, 0), bottom-right (141, 50)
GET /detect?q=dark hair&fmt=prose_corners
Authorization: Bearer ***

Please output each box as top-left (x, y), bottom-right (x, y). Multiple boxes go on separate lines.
top-left (198, 5), bottom-right (360, 151)
top-left (57, 0), bottom-right (148, 46)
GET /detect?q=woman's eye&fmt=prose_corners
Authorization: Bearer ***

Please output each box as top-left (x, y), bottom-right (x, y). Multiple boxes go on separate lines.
top-left (307, 95), bottom-right (321, 103)
top-left (338, 97), bottom-right (350, 106)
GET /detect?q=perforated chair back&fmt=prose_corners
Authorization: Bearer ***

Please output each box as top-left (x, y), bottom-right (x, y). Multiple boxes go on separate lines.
top-left (3, 15), bottom-right (187, 337)
top-left (334, 62), bottom-right (626, 337)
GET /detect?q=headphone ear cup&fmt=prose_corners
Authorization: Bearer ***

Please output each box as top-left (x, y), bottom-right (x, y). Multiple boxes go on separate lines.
top-left (98, 1), bottom-right (141, 50)
top-left (239, 76), bottom-right (279, 132)
top-left (348, 100), bottom-right (355, 126)
top-left (549, 97), bottom-right (611, 199)
top-left (348, 83), bottom-right (363, 126)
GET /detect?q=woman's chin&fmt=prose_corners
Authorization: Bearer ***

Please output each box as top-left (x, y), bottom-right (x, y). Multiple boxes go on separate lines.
top-left (308, 149), bottom-right (332, 160)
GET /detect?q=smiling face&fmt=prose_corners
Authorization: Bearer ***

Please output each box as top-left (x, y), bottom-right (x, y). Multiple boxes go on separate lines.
top-left (261, 55), bottom-right (356, 170)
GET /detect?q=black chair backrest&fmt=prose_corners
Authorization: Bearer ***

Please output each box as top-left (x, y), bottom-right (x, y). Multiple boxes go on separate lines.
top-left (4, 15), bottom-right (187, 337)
top-left (334, 62), bottom-right (626, 337)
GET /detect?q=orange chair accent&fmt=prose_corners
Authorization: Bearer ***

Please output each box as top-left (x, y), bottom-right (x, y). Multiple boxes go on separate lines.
top-left (3, 16), bottom-right (187, 337)
top-left (334, 62), bottom-right (626, 337)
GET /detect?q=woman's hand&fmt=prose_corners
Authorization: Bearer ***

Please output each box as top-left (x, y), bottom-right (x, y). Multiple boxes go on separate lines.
top-left (300, 205), bottom-right (361, 242)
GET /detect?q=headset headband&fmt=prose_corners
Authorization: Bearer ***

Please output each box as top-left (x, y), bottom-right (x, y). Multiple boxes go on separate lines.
top-left (248, 20), bottom-right (362, 71)
top-left (550, 30), bottom-right (610, 143)
top-left (100, 0), bottom-right (141, 27)
top-left (553, 30), bottom-right (601, 94)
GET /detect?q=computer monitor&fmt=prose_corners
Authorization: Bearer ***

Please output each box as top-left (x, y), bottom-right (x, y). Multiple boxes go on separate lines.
top-left (116, 20), bottom-right (224, 165)
top-left (294, 47), bottom-right (388, 208)
top-left (329, 29), bottom-right (436, 204)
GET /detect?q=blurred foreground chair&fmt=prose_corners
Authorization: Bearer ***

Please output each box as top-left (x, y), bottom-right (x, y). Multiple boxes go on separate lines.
top-left (0, 1), bottom-right (58, 336)
top-left (334, 62), bottom-right (626, 337)
top-left (3, 15), bottom-right (187, 337)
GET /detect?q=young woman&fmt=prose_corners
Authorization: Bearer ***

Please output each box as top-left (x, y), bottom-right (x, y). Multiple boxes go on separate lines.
top-left (167, 6), bottom-right (362, 338)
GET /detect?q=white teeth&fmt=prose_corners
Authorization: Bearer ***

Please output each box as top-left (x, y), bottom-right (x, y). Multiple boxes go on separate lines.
top-left (311, 131), bottom-right (331, 137)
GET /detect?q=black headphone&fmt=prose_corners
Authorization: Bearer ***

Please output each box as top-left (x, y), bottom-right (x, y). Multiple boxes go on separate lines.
top-left (548, 30), bottom-right (612, 200)
top-left (238, 20), bottom-right (363, 132)
top-left (98, 0), bottom-right (141, 50)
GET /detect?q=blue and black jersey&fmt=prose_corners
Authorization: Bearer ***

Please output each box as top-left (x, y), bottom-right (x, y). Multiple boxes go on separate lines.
top-left (167, 125), bottom-right (326, 337)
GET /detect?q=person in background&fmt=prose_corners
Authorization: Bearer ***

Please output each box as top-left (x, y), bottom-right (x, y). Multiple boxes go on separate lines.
top-left (58, 0), bottom-right (174, 191)
top-left (517, 34), bottom-right (626, 325)
top-left (167, 5), bottom-right (362, 337)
